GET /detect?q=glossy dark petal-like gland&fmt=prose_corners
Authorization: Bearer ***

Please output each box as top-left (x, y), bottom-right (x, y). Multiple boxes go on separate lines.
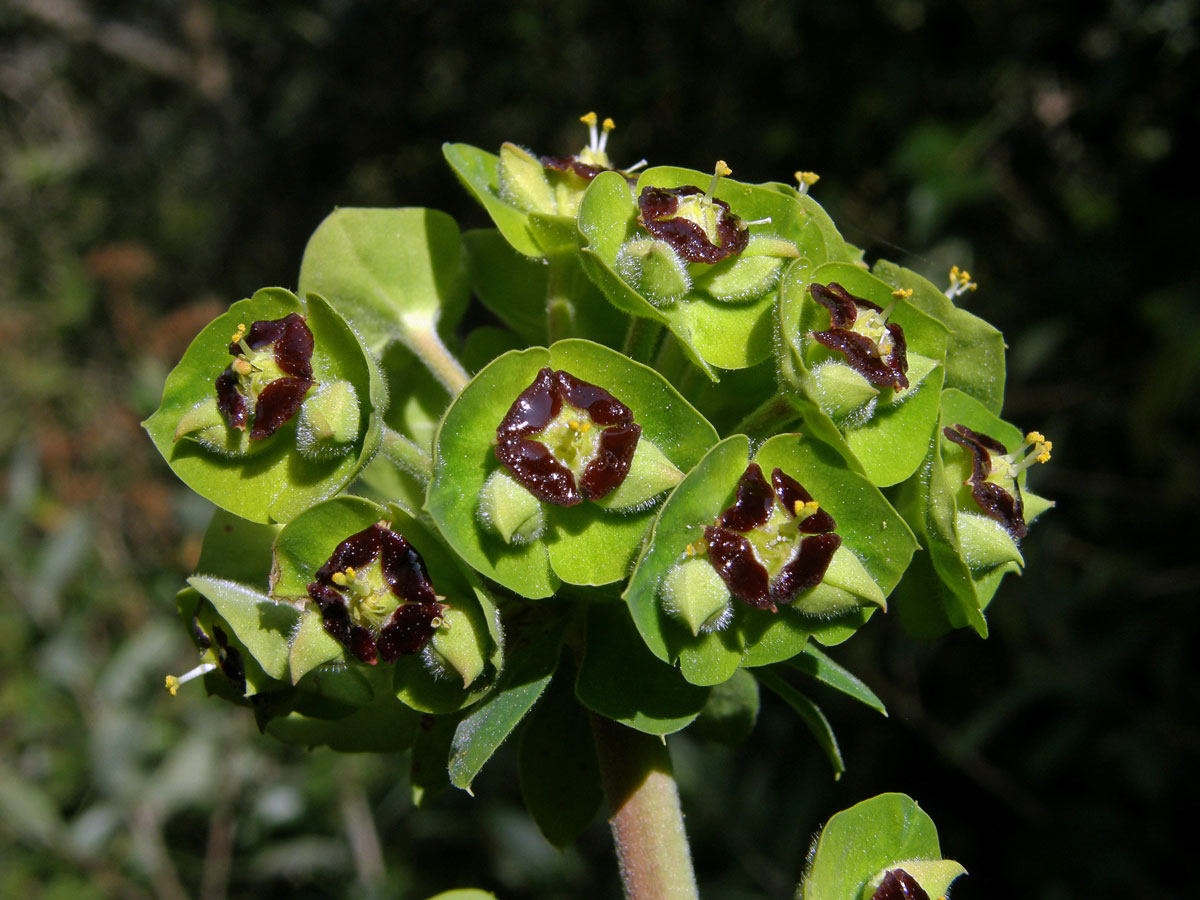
top-left (541, 154), bottom-right (606, 181)
top-left (250, 376), bottom-right (313, 439)
top-left (495, 437), bottom-right (582, 506)
top-left (315, 525), bottom-right (383, 586)
top-left (704, 525), bottom-right (773, 609)
top-left (379, 529), bottom-right (439, 605)
top-left (771, 533), bottom-right (841, 605)
top-left (579, 423), bottom-right (641, 499)
top-left (943, 424), bottom-right (1027, 538)
top-left (771, 468), bottom-right (837, 534)
top-left (871, 869), bottom-right (931, 900)
top-left (378, 602), bottom-right (446, 662)
top-left (235, 313), bottom-right (314, 379)
top-left (717, 463), bottom-right (775, 531)
top-left (809, 281), bottom-right (881, 328)
top-left (215, 368), bottom-right (247, 430)
top-left (350, 625), bottom-right (378, 665)
top-left (637, 186), bottom-right (749, 264)
top-left (494, 368), bottom-right (639, 506)
top-left (211, 624), bottom-right (246, 693)
top-left (554, 369), bottom-right (633, 427)
top-left (812, 328), bottom-right (910, 391)
top-left (497, 367), bottom-right (562, 440)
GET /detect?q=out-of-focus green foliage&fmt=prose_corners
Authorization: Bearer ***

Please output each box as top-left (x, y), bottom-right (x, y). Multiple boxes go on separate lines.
top-left (1, 1), bottom-right (1193, 898)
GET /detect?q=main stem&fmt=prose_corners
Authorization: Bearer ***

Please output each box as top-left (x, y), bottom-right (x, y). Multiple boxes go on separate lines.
top-left (591, 714), bottom-right (700, 900)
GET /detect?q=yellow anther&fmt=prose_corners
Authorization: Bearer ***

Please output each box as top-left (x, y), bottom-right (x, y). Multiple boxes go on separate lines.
top-left (346, 566), bottom-right (356, 578)
top-left (1026, 430), bottom-right (1045, 444)
top-left (332, 571), bottom-right (349, 586)
top-left (602, 117), bottom-right (615, 132)
top-left (580, 112), bottom-right (598, 126)
top-left (715, 160), bottom-right (733, 178)
top-left (947, 266), bottom-right (978, 297)
top-left (165, 675), bottom-right (179, 696)
top-left (793, 499), bottom-right (820, 517)
top-left (795, 171), bottom-right (820, 186)
top-left (231, 323), bottom-right (247, 344)
top-left (892, 288), bottom-right (914, 300)
top-left (165, 662), bottom-right (215, 695)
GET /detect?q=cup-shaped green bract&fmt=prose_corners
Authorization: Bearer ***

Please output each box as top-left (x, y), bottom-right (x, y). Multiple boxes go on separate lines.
top-left (427, 339), bottom-right (719, 599)
top-left (872, 258), bottom-right (1007, 414)
top-left (625, 434), bottom-right (917, 686)
top-left (890, 388), bottom-right (1053, 639)
top-left (578, 166), bottom-right (853, 379)
top-left (271, 495), bottom-right (502, 715)
top-left (143, 288), bottom-right (386, 524)
top-left (779, 262), bottom-right (949, 487)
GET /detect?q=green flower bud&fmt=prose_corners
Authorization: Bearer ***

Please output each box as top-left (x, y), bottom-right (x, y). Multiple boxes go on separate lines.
top-left (498, 142), bottom-right (556, 215)
top-left (616, 238), bottom-right (692, 305)
top-left (478, 467), bottom-right (547, 544)
top-left (811, 361), bottom-right (880, 419)
top-left (297, 380), bottom-right (360, 459)
top-left (593, 437), bottom-right (685, 512)
top-left (791, 544), bottom-right (887, 618)
top-left (956, 511), bottom-right (1024, 571)
top-left (425, 606), bottom-right (488, 689)
top-left (662, 555), bottom-right (732, 636)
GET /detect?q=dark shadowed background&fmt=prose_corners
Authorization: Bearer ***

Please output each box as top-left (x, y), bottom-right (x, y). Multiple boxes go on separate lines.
top-left (1, 2), bottom-right (1195, 898)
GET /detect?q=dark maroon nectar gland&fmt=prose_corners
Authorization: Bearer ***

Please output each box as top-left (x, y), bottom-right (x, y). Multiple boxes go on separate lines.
top-left (637, 161), bottom-right (750, 264)
top-left (215, 314), bottom-right (315, 439)
top-left (871, 869), bottom-right (931, 900)
top-left (702, 464), bottom-right (841, 612)
top-left (809, 282), bottom-right (910, 391)
top-left (306, 522), bottom-right (446, 665)
top-left (943, 424), bottom-right (1052, 539)
top-left (494, 368), bottom-right (641, 506)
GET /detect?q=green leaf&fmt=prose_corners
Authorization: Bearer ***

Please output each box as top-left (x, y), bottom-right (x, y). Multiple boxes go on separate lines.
top-left (194, 509), bottom-right (280, 591)
top-left (799, 793), bottom-right (965, 900)
top-left (518, 658), bottom-right (603, 847)
top-left (463, 228), bottom-right (549, 343)
top-left (447, 603), bottom-right (570, 792)
top-left (188, 576), bottom-right (298, 682)
top-left (444, 142), bottom-right (543, 258)
top-left (754, 668), bottom-right (843, 777)
top-left (873, 258), bottom-right (1006, 414)
top-left (143, 289), bottom-right (385, 524)
top-left (783, 644), bottom-right (887, 716)
top-left (575, 603), bottom-right (708, 735)
top-left (689, 667), bottom-right (760, 747)
top-left (778, 261), bottom-right (949, 487)
top-left (265, 695), bottom-right (422, 753)
top-left (298, 207), bottom-right (469, 355)
top-left (423, 891), bottom-right (499, 900)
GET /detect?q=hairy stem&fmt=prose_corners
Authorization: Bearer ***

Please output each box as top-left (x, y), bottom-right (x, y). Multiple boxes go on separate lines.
top-left (381, 426), bottom-right (433, 484)
top-left (404, 324), bottom-right (470, 395)
top-left (591, 715), bottom-right (700, 900)
top-left (734, 394), bottom-right (799, 440)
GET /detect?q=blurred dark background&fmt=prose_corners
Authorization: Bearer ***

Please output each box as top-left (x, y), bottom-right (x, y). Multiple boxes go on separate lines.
top-left (1, 1), bottom-right (1195, 898)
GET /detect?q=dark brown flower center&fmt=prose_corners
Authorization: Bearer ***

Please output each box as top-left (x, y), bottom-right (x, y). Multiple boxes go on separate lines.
top-left (809, 282), bottom-right (910, 391)
top-left (215, 313), bottom-right (315, 439)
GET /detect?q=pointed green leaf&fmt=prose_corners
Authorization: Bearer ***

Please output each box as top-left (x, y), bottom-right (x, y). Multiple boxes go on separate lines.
top-left (783, 644), bottom-right (887, 716)
top-left (755, 668), bottom-right (843, 776)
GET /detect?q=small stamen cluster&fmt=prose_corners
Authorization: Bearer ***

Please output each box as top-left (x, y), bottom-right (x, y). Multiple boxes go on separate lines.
top-left (494, 368), bottom-right (641, 507)
top-left (702, 463), bottom-right (841, 612)
top-left (943, 424), bottom-right (1052, 539)
top-left (306, 522), bottom-right (446, 665)
top-left (809, 282), bottom-right (910, 390)
top-left (540, 112), bottom-right (646, 185)
top-left (945, 265), bottom-right (977, 299)
top-left (216, 313), bottom-right (315, 439)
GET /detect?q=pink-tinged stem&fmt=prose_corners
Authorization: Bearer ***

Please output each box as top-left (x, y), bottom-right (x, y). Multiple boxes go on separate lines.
top-left (591, 714), bottom-right (700, 900)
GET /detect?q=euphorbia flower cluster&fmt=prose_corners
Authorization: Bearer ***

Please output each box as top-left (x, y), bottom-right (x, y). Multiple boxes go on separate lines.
top-left (809, 281), bottom-right (909, 391)
top-left (217, 314), bottom-right (315, 439)
top-left (307, 522), bottom-right (446, 664)
top-left (943, 423), bottom-right (1052, 538)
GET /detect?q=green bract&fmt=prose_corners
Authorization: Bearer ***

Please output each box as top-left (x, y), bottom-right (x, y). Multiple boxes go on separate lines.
top-left (578, 166), bottom-right (850, 379)
top-left (143, 288), bottom-right (386, 524)
top-left (625, 433), bottom-right (917, 686)
top-left (891, 388), bottom-right (1053, 639)
top-left (779, 261), bottom-right (949, 486)
top-left (428, 339), bottom-right (718, 598)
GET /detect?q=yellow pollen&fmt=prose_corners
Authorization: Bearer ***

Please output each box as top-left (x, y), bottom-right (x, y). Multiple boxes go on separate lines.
top-left (795, 171), bottom-right (820, 186)
top-left (1026, 430), bottom-right (1045, 443)
top-left (579, 111), bottom-right (598, 126)
top-left (569, 419), bottom-right (591, 434)
top-left (165, 675), bottom-right (179, 696)
top-left (231, 323), bottom-right (247, 343)
top-left (892, 288), bottom-right (914, 300)
top-left (715, 160), bottom-right (732, 178)
top-left (332, 571), bottom-right (348, 586)
top-left (602, 117), bottom-right (615, 132)
top-left (793, 499), bottom-right (820, 517)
